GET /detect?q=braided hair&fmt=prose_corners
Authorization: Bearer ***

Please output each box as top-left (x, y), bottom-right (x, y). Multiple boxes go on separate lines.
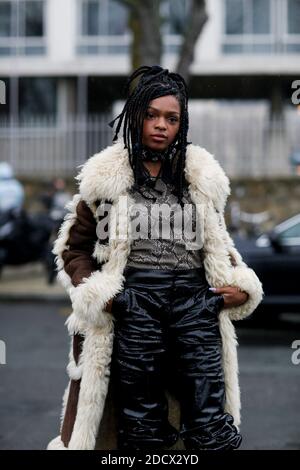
top-left (108, 65), bottom-right (190, 207)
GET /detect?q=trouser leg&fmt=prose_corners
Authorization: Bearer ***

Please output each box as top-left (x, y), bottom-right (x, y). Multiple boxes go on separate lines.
top-left (111, 283), bottom-right (178, 451)
top-left (169, 278), bottom-right (242, 450)
top-left (111, 267), bottom-right (242, 451)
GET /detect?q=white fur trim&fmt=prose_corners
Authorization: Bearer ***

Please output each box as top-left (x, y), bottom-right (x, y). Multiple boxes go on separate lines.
top-left (69, 269), bottom-right (125, 328)
top-left (68, 326), bottom-right (114, 450)
top-left (66, 335), bottom-right (84, 381)
top-left (214, 206), bottom-right (264, 320)
top-left (184, 144), bottom-right (231, 212)
top-left (219, 313), bottom-right (241, 427)
top-left (93, 241), bottom-right (111, 264)
top-left (47, 436), bottom-right (67, 450)
top-left (76, 141), bottom-right (134, 204)
top-left (223, 265), bottom-right (264, 321)
top-left (52, 194), bottom-right (82, 292)
top-left (65, 312), bottom-right (88, 336)
top-left (67, 360), bottom-right (83, 381)
top-left (76, 140), bottom-right (230, 211)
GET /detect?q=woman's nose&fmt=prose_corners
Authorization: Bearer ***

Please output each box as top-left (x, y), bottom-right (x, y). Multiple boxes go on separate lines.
top-left (155, 118), bottom-right (167, 130)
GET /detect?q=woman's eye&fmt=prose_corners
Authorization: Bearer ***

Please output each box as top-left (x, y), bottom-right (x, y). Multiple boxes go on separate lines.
top-left (146, 112), bottom-right (155, 119)
top-left (169, 117), bottom-right (179, 124)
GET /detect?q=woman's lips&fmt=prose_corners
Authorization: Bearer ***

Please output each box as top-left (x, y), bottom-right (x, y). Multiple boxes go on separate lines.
top-left (151, 135), bottom-right (167, 142)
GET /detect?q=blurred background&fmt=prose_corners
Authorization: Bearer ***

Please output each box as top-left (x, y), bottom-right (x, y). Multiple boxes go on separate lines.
top-left (0, 0), bottom-right (300, 450)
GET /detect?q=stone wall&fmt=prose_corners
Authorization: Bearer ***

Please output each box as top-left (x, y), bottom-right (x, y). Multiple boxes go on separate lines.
top-left (228, 177), bottom-right (300, 234)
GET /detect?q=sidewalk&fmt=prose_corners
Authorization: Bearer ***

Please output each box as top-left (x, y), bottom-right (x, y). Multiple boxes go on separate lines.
top-left (0, 263), bottom-right (68, 302)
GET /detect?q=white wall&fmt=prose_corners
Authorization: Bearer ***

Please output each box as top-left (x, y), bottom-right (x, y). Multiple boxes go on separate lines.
top-left (48, 0), bottom-right (76, 62)
top-left (194, 0), bottom-right (222, 61)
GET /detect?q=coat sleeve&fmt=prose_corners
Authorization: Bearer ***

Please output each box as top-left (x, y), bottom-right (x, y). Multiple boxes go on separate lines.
top-left (61, 199), bottom-right (100, 287)
top-left (216, 207), bottom-right (264, 321)
top-left (53, 195), bottom-right (115, 328)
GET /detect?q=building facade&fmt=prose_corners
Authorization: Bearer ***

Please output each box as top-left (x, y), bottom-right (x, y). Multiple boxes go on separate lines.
top-left (0, 0), bottom-right (299, 177)
top-left (0, 0), bottom-right (299, 117)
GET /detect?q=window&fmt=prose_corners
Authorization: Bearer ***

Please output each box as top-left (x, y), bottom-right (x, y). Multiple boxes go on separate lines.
top-left (161, 0), bottom-right (189, 36)
top-left (223, 0), bottom-right (272, 53)
top-left (225, 0), bottom-right (244, 35)
top-left (19, 77), bottom-right (57, 120)
top-left (77, 0), bottom-right (190, 55)
top-left (288, 0), bottom-right (300, 34)
top-left (22, 0), bottom-right (44, 37)
top-left (81, 0), bottom-right (127, 36)
top-left (279, 222), bottom-right (300, 239)
top-left (82, 0), bottom-right (99, 36)
top-left (77, 0), bottom-right (129, 55)
top-left (0, 2), bottom-right (12, 39)
top-left (223, 0), bottom-right (300, 54)
top-left (0, 0), bottom-right (45, 56)
top-left (225, 0), bottom-right (271, 35)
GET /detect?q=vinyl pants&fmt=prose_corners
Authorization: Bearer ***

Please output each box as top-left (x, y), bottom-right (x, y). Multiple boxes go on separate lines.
top-left (110, 266), bottom-right (242, 451)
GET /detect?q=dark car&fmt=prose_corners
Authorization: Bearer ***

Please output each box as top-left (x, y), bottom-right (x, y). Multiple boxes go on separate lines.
top-left (233, 213), bottom-right (300, 315)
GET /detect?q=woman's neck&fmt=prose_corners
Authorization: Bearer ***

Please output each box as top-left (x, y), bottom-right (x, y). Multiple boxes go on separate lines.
top-left (142, 161), bottom-right (162, 178)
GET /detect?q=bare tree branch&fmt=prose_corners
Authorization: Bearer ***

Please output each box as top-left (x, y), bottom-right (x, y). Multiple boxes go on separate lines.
top-left (117, 0), bottom-right (208, 84)
top-left (176, 0), bottom-right (208, 84)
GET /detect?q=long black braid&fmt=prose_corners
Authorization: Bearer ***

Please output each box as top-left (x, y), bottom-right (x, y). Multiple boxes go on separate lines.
top-left (108, 65), bottom-right (190, 207)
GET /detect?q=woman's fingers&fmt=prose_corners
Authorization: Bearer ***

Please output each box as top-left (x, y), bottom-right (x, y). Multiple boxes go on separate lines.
top-left (209, 286), bottom-right (241, 295)
top-left (209, 286), bottom-right (249, 308)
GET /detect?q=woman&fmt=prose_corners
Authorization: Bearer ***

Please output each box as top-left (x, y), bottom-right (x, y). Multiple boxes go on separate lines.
top-left (47, 65), bottom-right (263, 451)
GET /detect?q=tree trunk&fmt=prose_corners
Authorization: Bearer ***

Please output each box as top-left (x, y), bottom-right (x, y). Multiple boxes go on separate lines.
top-left (118, 0), bottom-right (162, 69)
top-left (137, 0), bottom-right (162, 66)
top-left (176, 0), bottom-right (208, 85)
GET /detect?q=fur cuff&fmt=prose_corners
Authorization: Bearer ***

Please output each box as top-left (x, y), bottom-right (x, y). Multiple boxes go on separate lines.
top-left (69, 269), bottom-right (124, 328)
top-left (223, 265), bottom-right (264, 321)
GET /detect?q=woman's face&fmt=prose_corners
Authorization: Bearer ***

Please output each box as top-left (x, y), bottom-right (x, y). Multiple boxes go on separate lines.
top-left (142, 95), bottom-right (181, 151)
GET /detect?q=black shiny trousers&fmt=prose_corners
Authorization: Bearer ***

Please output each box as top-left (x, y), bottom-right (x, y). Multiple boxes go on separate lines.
top-left (110, 266), bottom-right (242, 451)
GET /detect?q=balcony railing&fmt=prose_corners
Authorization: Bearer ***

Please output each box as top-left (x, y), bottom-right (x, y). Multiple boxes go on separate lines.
top-left (0, 37), bottom-right (46, 56)
top-left (222, 34), bottom-right (300, 54)
top-left (76, 34), bottom-right (183, 55)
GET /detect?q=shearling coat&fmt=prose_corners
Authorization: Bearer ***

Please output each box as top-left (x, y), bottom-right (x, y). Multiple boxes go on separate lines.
top-left (47, 140), bottom-right (264, 450)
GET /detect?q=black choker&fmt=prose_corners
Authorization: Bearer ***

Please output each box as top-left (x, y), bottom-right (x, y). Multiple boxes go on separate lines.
top-left (140, 144), bottom-right (177, 162)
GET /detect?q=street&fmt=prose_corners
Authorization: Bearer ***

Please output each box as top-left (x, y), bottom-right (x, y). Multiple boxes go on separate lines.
top-left (0, 301), bottom-right (300, 450)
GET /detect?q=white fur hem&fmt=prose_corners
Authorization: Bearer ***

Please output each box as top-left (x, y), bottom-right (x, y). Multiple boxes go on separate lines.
top-left (219, 313), bottom-right (241, 427)
top-left (47, 436), bottom-right (67, 450)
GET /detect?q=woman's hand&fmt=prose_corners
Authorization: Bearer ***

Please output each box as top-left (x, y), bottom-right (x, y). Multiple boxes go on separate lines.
top-left (209, 286), bottom-right (249, 308)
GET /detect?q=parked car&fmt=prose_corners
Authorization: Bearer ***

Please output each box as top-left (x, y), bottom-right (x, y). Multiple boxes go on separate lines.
top-left (0, 207), bottom-right (55, 283)
top-left (233, 213), bottom-right (300, 315)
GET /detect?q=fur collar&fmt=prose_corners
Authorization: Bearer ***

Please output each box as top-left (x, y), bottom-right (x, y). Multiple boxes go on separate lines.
top-left (75, 140), bottom-right (231, 211)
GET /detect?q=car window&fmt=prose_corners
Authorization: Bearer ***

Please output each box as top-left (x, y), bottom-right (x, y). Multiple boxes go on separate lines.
top-left (279, 222), bottom-right (300, 239)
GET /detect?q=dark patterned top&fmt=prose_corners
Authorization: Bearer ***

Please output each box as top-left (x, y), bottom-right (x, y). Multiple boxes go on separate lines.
top-left (126, 165), bottom-right (203, 270)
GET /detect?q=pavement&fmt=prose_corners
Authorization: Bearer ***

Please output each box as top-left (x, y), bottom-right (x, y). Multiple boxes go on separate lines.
top-left (0, 263), bottom-right (68, 302)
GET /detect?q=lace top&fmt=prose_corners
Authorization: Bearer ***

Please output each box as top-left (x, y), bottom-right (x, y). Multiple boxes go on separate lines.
top-left (126, 165), bottom-right (204, 271)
